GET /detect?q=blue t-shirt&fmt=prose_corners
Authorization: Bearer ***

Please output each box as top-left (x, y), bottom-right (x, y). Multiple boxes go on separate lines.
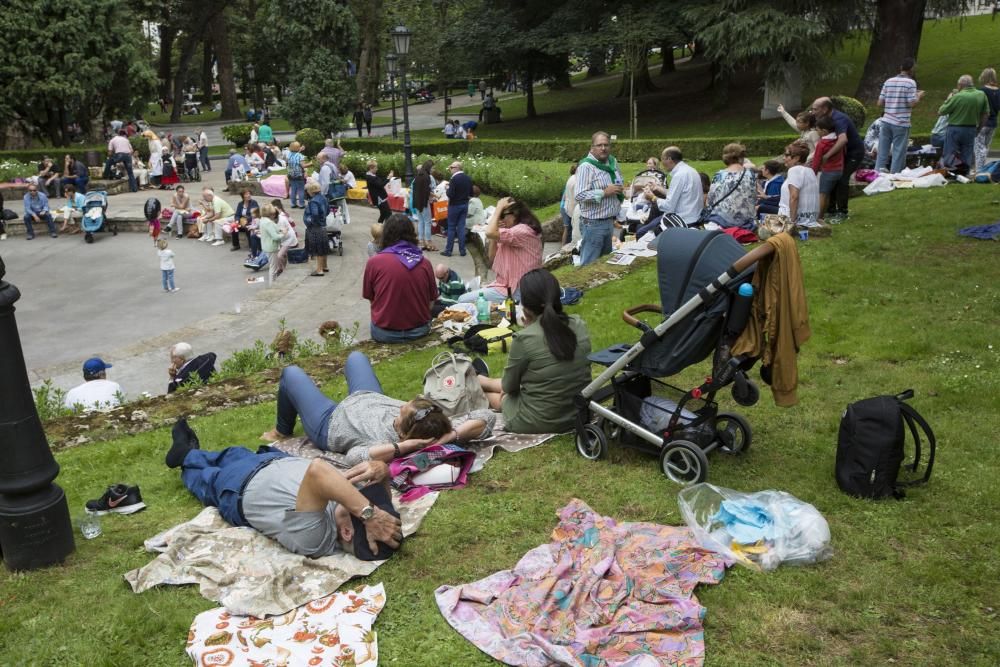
top-left (831, 110), bottom-right (864, 159)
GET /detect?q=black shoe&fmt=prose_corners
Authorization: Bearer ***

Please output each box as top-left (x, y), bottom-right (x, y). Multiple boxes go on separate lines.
top-left (85, 484), bottom-right (147, 515)
top-left (471, 357), bottom-right (490, 377)
top-left (166, 418), bottom-right (200, 468)
top-left (230, 246), bottom-right (241, 252)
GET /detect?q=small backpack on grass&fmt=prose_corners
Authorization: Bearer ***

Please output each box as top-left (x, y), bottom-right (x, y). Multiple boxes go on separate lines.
top-left (835, 389), bottom-right (936, 499)
top-left (423, 351), bottom-right (489, 417)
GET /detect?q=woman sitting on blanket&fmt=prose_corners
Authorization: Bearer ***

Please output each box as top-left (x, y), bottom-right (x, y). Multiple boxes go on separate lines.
top-left (477, 268), bottom-right (591, 434)
top-left (261, 352), bottom-right (494, 482)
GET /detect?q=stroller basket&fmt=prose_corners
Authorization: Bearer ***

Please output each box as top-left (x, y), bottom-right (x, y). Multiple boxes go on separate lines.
top-left (614, 373), bottom-right (710, 445)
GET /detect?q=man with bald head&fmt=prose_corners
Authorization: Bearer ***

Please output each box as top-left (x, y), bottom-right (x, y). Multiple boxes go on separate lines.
top-left (575, 131), bottom-right (624, 265)
top-left (938, 75), bottom-right (989, 173)
top-left (810, 97), bottom-right (864, 222)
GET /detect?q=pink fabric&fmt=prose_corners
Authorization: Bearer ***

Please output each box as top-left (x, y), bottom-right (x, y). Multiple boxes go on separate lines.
top-left (261, 174), bottom-right (288, 198)
top-left (388, 443), bottom-right (475, 502)
top-left (435, 499), bottom-right (729, 667)
top-left (488, 224), bottom-right (543, 293)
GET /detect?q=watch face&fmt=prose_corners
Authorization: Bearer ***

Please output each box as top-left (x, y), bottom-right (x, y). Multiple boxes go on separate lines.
top-left (360, 505), bottom-right (375, 521)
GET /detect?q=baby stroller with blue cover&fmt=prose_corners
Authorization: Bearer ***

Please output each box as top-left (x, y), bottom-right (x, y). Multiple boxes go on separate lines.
top-left (81, 191), bottom-right (115, 243)
top-left (575, 228), bottom-right (777, 485)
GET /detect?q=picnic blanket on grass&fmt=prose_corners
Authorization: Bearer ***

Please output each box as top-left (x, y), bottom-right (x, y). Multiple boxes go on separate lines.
top-left (124, 492), bottom-right (437, 618)
top-left (186, 583), bottom-right (385, 667)
top-left (435, 498), bottom-right (729, 667)
top-left (270, 413), bottom-right (560, 475)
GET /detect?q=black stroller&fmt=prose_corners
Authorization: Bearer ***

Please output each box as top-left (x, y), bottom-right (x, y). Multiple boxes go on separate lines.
top-left (575, 228), bottom-right (776, 485)
top-left (182, 152), bottom-right (201, 182)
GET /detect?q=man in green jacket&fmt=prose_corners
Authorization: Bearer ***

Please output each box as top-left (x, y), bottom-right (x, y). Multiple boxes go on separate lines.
top-left (939, 75), bottom-right (989, 172)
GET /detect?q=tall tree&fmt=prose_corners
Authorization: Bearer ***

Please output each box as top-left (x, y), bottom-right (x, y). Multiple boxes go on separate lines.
top-left (351, 0), bottom-right (384, 105)
top-left (210, 11), bottom-right (242, 119)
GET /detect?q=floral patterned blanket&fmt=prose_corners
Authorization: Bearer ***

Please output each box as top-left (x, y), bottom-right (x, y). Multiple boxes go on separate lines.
top-left (435, 499), bottom-right (729, 667)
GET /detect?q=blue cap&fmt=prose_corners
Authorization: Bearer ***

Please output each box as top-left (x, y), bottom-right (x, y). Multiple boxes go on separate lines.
top-left (83, 357), bottom-right (112, 376)
top-left (738, 283), bottom-right (754, 297)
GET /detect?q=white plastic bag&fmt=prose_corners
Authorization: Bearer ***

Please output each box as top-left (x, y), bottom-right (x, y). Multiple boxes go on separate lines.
top-left (913, 173), bottom-right (947, 189)
top-left (678, 483), bottom-right (832, 572)
top-left (386, 177), bottom-right (402, 196)
top-left (863, 176), bottom-right (895, 196)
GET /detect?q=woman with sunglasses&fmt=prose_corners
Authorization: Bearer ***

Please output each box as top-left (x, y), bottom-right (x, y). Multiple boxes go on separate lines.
top-left (261, 352), bottom-right (494, 482)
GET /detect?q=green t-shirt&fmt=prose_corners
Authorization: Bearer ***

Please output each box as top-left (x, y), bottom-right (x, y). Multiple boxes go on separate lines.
top-left (501, 314), bottom-right (592, 434)
top-left (938, 88), bottom-right (989, 127)
top-left (258, 124), bottom-right (273, 143)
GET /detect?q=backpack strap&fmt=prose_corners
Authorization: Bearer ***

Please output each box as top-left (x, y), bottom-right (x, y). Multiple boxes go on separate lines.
top-left (896, 402), bottom-right (935, 487)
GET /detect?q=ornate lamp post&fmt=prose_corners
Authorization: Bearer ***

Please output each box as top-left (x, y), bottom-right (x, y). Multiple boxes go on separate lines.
top-left (0, 256), bottom-right (75, 570)
top-left (385, 53), bottom-right (399, 141)
top-left (390, 24), bottom-right (414, 183)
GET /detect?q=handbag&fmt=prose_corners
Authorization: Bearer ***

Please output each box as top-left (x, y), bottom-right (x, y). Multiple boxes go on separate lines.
top-left (696, 168), bottom-right (747, 227)
top-left (756, 214), bottom-right (795, 240)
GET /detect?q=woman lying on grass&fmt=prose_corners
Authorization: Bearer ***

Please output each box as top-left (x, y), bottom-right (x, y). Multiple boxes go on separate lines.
top-left (477, 268), bottom-right (592, 434)
top-left (261, 352), bottom-right (494, 483)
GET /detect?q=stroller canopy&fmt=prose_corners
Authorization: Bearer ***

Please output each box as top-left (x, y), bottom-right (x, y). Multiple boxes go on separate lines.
top-left (636, 228), bottom-right (750, 378)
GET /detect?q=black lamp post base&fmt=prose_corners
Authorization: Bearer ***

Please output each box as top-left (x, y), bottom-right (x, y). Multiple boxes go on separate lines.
top-left (0, 484), bottom-right (75, 571)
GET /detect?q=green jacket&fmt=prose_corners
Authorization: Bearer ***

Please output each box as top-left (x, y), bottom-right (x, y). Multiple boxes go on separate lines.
top-left (258, 216), bottom-right (283, 253)
top-left (501, 314), bottom-right (591, 434)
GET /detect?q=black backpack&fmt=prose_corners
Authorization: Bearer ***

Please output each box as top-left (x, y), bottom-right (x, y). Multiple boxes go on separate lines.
top-left (835, 390), bottom-right (936, 499)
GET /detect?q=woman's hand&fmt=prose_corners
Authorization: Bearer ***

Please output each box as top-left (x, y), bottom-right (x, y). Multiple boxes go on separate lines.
top-left (496, 196), bottom-right (514, 211)
top-left (433, 429), bottom-right (459, 445)
top-left (345, 460), bottom-right (389, 485)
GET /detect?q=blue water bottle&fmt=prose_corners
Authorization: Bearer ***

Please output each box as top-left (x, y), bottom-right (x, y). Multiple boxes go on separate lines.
top-left (476, 291), bottom-right (490, 323)
top-left (727, 283), bottom-right (754, 336)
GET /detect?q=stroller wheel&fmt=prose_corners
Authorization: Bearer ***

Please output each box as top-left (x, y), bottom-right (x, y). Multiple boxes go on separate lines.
top-left (714, 412), bottom-right (752, 455)
top-left (111, 224), bottom-right (118, 236)
top-left (576, 423), bottom-right (607, 461)
top-left (660, 440), bottom-right (708, 485)
top-left (85, 232), bottom-right (94, 244)
top-left (338, 243), bottom-right (343, 256)
top-left (731, 375), bottom-right (760, 407)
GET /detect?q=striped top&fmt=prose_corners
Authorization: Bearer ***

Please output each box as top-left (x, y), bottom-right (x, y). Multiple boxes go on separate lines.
top-left (488, 224), bottom-right (543, 293)
top-left (879, 75), bottom-right (918, 127)
top-left (574, 158), bottom-right (623, 220)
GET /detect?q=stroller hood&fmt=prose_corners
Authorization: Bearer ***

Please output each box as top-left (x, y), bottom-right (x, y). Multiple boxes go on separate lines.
top-left (635, 228), bottom-right (750, 378)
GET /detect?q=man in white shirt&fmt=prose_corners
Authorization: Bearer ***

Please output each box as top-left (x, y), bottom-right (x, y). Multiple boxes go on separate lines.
top-left (196, 129), bottom-right (211, 172)
top-left (104, 130), bottom-right (138, 192)
top-left (64, 358), bottom-right (122, 411)
top-left (646, 146), bottom-right (703, 226)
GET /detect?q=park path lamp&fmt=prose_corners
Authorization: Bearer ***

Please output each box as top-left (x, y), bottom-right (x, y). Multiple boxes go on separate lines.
top-left (390, 24), bottom-right (415, 183)
top-left (386, 53), bottom-right (399, 141)
top-left (246, 64), bottom-right (262, 118)
top-left (0, 256), bottom-right (75, 570)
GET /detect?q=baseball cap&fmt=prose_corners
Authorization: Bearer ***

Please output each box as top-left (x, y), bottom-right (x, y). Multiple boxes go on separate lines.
top-left (350, 483), bottom-right (402, 561)
top-left (82, 357), bottom-right (112, 376)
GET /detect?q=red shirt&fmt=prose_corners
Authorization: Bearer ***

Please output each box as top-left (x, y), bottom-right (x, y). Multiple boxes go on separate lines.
top-left (488, 224), bottom-right (543, 293)
top-left (812, 135), bottom-right (845, 173)
top-left (363, 253), bottom-right (438, 330)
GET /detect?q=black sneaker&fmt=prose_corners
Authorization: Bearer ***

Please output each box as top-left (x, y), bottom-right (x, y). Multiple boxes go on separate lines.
top-left (85, 484), bottom-right (147, 515)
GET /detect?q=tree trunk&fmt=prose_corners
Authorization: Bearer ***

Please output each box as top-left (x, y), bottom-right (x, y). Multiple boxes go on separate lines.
top-left (44, 106), bottom-right (63, 147)
top-left (525, 64), bottom-right (536, 118)
top-left (274, 83), bottom-right (283, 102)
top-left (201, 39), bottom-right (214, 105)
top-left (855, 0), bottom-right (926, 102)
top-left (617, 48), bottom-right (655, 97)
top-left (547, 54), bottom-right (572, 90)
top-left (170, 36), bottom-right (200, 122)
top-left (710, 61), bottom-right (730, 109)
top-left (586, 46), bottom-right (606, 78)
top-left (355, 0), bottom-right (383, 105)
top-left (158, 25), bottom-right (177, 101)
top-left (211, 12), bottom-right (242, 120)
top-left (660, 40), bottom-right (675, 75)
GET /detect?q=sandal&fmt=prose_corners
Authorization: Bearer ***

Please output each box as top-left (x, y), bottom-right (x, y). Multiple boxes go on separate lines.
top-left (309, 272), bottom-right (325, 277)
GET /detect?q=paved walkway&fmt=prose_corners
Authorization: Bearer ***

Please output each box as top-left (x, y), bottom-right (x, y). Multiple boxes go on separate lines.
top-left (2, 167), bottom-right (479, 398)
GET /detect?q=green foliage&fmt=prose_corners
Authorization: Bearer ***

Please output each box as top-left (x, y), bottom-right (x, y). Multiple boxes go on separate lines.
top-left (279, 54), bottom-right (356, 136)
top-left (221, 124), bottom-right (255, 147)
top-left (128, 135), bottom-right (149, 161)
top-left (217, 340), bottom-right (274, 378)
top-left (33, 380), bottom-right (71, 421)
top-left (0, 159), bottom-right (36, 183)
top-left (295, 128), bottom-right (326, 156)
top-left (0, 146), bottom-right (104, 163)
top-left (831, 95), bottom-right (868, 130)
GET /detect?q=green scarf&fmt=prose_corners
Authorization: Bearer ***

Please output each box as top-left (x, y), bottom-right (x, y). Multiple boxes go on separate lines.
top-left (579, 154), bottom-right (624, 201)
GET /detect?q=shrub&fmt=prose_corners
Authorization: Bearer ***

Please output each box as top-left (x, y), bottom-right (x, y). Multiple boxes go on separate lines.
top-left (129, 134), bottom-right (149, 160)
top-left (221, 123), bottom-right (254, 147)
top-left (33, 380), bottom-right (71, 422)
top-left (0, 159), bottom-right (37, 183)
top-left (217, 340), bottom-right (273, 378)
top-left (295, 128), bottom-right (326, 156)
top-left (831, 95), bottom-right (867, 129)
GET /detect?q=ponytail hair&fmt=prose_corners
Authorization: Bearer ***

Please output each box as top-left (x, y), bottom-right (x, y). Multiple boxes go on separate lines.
top-left (518, 268), bottom-right (576, 361)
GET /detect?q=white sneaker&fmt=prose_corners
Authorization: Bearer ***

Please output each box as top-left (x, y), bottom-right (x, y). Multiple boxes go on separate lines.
top-left (171, 287), bottom-right (181, 293)
top-left (198, 235), bottom-right (208, 242)
top-left (0, 233), bottom-right (6, 240)
top-left (211, 239), bottom-right (225, 246)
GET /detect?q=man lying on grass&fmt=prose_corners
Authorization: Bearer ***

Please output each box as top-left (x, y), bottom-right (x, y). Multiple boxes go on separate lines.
top-left (166, 418), bottom-right (403, 560)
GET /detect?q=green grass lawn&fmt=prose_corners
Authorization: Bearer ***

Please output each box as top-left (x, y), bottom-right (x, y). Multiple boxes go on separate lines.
top-left (432, 15), bottom-right (1000, 143)
top-left (2, 183), bottom-right (999, 664)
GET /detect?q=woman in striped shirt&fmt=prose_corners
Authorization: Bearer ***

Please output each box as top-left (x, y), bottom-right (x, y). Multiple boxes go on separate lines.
top-left (459, 197), bottom-right (543, 304)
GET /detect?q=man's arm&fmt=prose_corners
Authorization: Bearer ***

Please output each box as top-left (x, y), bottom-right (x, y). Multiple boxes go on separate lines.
top-left (822, 134), bottom-right (847, 164)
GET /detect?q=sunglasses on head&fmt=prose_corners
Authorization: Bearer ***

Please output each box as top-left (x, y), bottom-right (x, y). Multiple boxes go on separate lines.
top-left (412, 404), bottom-right (441, 422)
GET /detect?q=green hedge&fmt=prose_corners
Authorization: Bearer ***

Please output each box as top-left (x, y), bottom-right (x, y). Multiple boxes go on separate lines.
top-left (221, 124), bottom-right (254, 147)
top-left (338, 136), bottom-right (808, 162)
top-left (295, 128), bottom-right (325, 156)
top-left (0, 146), bottom-right (106, 163)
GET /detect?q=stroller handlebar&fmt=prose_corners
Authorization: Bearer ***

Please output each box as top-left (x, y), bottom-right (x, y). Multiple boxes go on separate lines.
top-left (730, 241), bottom-right (775, 275)
top-left (622, 304), bottom-right (662, 328)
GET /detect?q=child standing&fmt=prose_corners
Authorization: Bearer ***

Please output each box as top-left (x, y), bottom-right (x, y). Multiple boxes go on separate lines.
top-left (811, 116), bottom-right (845, 223)
top-left (157, 238), bottom-right (179, 292)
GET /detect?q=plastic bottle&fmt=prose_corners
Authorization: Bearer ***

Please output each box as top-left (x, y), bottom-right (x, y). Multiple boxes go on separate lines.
top-left (504, 288), bottom-right (516, 324)
top-left (726, 283), bottom-right (754, 336)
top-left (476, 291), bottom-right (490, 323)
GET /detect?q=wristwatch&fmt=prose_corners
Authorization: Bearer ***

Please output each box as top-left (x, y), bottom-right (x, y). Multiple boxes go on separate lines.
top-left (359, 504), bottom-right (376, 522)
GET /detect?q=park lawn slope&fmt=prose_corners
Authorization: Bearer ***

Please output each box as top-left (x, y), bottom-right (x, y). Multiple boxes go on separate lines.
top-left (1, 185), bottom-right (999, 665)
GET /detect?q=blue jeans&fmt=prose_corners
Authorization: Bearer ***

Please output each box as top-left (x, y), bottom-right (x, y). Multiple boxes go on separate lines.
top-left (579, 218), bottom-right (614, 266)
top-left (370, 321), bottom-right (430, 344)
top-left (289, 177), bottom-right (306, 207)
top-left (60, 176), bottom-right (88, 194)
top-left (104, 152), bottom-right (137, 192)
top-left (416, 206), bottom-right (432, 242)
top-left (181, 447), bottom-right (290, 527)
top-left (275, 353), bottom-right (384, 449)
top-left (199, 146), bottom-right (211, 171)
top-left (161, 269), bottom-right (175, 291)
top-left (944, 126), bottom-right (977, 171)
top-left (875, 122), bottom-right (910, 174)
top-left (560, 210), bottom-right (572, 243)
top-left (445, 202), bottom-right (468, 254)
top-left (24, 213), bottom-right (55, 237)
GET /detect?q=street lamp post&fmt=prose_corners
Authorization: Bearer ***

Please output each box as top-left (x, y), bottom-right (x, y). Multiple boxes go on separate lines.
top-left (385, 53), bottom-right (399, 141)
top-left (391, 25), bottom-right (414, 183)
